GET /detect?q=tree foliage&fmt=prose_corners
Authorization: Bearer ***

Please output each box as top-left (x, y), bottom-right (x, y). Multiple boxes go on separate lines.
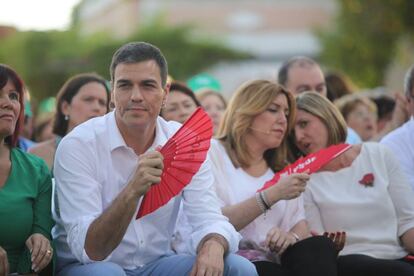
top-left (0, 20), bottom-right (249, 101)
top-left (318, 0), bottom-right (414, 88)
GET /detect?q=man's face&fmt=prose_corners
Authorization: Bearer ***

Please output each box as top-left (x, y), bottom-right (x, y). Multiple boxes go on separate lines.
top-left (285, 63), bottom-right (327, 97)
top-left (112, 60), bottom-right (167, 132)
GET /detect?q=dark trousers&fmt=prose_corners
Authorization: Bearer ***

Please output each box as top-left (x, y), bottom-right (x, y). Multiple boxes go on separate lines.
top-left (253, 236), bottom-right (338, 276)
top-left (338, 254), bottom-right (414, 276)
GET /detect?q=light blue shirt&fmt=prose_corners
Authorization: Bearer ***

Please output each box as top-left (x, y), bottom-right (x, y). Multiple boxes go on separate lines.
top-left (346, 127), bottom-right (362, 144)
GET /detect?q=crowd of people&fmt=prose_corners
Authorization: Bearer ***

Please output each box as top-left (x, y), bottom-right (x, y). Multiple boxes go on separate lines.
top-left (0, 40), bottom-right (413, 276)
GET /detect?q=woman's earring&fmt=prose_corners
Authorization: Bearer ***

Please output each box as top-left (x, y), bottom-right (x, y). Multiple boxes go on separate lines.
top-left (64, 115), bottom-right (69, 121)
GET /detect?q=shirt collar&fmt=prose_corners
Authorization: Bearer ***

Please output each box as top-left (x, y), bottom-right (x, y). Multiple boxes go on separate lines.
top-left (108, 111), bottom-right (170, 153)
top-left (108, 111), bottom-right (127, 151)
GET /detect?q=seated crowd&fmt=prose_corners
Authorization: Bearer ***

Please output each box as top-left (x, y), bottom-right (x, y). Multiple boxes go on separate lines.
top-left (0, 42), bottom-right (413, 276)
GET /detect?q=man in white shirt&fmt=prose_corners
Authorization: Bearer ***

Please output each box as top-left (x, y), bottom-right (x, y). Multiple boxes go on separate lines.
top-left (381, 65), bottom-right (414, 190)
top-left (277, 56), bottom-right (362, 144)
top-left (53, 42), bottom-right (257, 276)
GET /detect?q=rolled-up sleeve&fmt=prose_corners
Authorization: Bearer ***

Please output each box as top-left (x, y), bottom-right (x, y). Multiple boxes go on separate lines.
top-left (181, 157), bottom-right (242, 254)
top-left (54, 136), bottom-right (112, 263)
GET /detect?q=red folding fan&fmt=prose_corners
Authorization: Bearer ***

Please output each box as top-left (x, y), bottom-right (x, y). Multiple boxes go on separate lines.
top-left (136, 107), bottom-right (213, 219)
top-left (258, 143), bottom-right (352, 192)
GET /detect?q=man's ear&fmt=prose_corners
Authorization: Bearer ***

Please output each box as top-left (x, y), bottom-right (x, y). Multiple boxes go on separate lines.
top-left (109, 81), bottom-right (115, 109)
top-left (164, 82), bottom-right (171, 95)
top-left (161, 83), bottom-right (170, 108)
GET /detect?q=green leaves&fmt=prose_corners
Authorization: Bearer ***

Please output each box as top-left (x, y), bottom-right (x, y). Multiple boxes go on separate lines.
top-left (0, 19), bottom-right (248, 102)
top-left (318, 0), bottom-right (414, 87)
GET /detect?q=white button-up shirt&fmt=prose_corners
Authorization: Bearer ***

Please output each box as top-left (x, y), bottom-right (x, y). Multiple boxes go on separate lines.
top-left (53, 111), bottom-right (241, 269)
top-left (381, 118), bottom-right (414, 190)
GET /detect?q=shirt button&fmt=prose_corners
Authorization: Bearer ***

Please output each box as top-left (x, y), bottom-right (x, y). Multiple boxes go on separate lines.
top-left (140, 240), bottom-right (144, 244)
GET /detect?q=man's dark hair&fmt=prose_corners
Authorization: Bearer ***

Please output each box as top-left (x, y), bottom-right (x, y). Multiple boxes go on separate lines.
top-left (110, 42), bottom-right (168, 86)
top-left (277, 56), bottom-right (317, 86)
top-left (404, 65), bottom-right (414, 98)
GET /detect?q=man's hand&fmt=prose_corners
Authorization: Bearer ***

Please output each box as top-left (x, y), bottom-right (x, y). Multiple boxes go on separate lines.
top-left (26, 233), bottom-right (53, 273)
top-left (265, 227), bottom-right (297, 256)
top-left (191, 235), bottom-right (227, 276)
top-left (128, 151), bottom-right (164, 197)
top-left (0, 246), bottom-right (9, 276)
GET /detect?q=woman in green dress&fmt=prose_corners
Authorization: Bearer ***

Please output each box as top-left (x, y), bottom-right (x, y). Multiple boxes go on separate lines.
top-left (0, 64), bottom-right (54, 275)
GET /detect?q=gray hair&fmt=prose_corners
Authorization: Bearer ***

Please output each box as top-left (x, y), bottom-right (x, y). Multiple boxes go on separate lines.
top-left (110, 42), bottom-right (168, 86)
top-left (404, 65), bottom-right (414, 98)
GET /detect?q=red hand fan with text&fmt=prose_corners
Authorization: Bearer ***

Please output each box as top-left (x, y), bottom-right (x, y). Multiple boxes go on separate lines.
top-left (258, 143), bottom-right (351, 192)
top-left (136, 107), bottom-right (213, 219)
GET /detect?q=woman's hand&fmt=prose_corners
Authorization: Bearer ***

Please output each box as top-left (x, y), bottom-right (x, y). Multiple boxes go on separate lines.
top-left (267, 173), bottom-right (310, 202)
top-left (0, 246), bottom-right (9, 276)
top-left (324, 231), bottom-right (346, 252)
top-left (26, 233), bottom-right (53, 273)
top-left (265, 227), bottom-right (297, 256)
top-left (311, 230), bottom-right (346, 253)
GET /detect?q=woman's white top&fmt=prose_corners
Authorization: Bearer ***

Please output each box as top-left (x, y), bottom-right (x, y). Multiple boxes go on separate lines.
top-left (304, 142), bottom-right (414, 259)
top-left (210, 139), bottom-right (305, 246)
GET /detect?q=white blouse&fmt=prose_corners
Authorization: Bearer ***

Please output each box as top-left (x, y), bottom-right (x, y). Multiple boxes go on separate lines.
top-left (210, 139), bottom-right (305, 246)
top-left (304, 142), bottom-right (414, 259)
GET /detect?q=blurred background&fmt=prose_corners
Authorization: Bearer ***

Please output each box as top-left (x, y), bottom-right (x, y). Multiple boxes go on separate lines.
top-left (1, 0), bottom-right (414, 102)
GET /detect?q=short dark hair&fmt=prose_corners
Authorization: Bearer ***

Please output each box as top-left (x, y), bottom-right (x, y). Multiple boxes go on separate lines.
top-left (0, 64), bottom-right (25, 147)
top-left (278, 56), bottom-right (318, 86)
top-left (404, 65), bottom-right (414, 98)
top-left (110, 42), bottom-right (168, 86)
top-left (53, 73), bottom-right (110, 137)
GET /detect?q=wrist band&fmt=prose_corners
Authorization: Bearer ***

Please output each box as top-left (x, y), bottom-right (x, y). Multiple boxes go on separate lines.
top-left (260, 191), bottom-right (271, 210)
top-left (255, 192), bottom-right (267, 214)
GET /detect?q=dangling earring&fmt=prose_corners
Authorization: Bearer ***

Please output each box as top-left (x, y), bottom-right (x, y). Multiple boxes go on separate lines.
top-left (64, 115), bottom-right (69, 121)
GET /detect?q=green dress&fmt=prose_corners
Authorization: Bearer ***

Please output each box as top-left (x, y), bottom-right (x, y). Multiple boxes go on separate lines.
top-left (0, 148), bottom-right (54, 274)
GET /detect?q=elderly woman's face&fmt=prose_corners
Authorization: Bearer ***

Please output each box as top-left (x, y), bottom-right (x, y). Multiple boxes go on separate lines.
top-left (162, 91), bottom-right (197, 124)
top-left (345, 103), bottom-right (377, 141)
top-left (199, 94), bottom-right (226, 134)
top-left (0, 79), bottom-right (20, 139)
top-left (294, 110), bottom-right (328, 154)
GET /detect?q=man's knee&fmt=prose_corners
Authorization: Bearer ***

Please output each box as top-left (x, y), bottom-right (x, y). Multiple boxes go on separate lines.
top-left (58, 261), bottom-right (126, 276)
top-left (224, 254), bottom-right (258, 276)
